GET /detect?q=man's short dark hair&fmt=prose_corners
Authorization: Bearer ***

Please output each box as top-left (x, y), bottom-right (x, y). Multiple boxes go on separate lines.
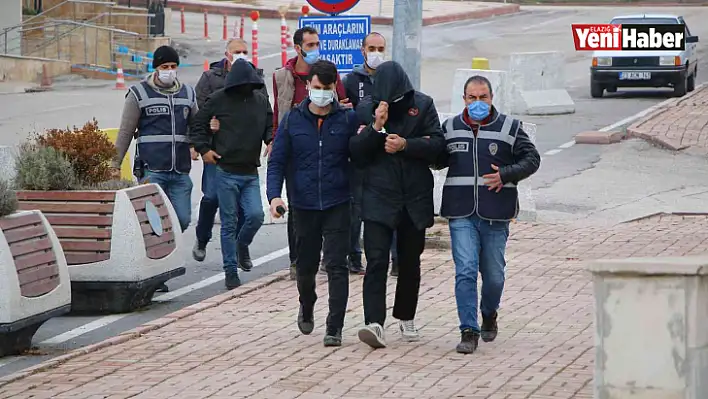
top-left (464, 75), bottom-right (493, 97)
top-left (294, 26), bottom-right (318, 47)
top-left (363, 32), bottom-right (385, 48)
top-left (307, 60), bottom-right (338, 86)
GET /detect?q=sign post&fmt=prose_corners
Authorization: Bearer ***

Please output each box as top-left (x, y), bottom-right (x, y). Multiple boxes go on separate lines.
top-left (298, 15), bottom-right (370, 74)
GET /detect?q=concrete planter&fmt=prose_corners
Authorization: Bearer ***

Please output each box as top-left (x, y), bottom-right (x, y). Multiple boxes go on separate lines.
top-left (16, 184), bottom-right (186, 314)
top-left (0, 210), bottom-right (71, 357)
top-left (588, 255), bottom-right (708, 399)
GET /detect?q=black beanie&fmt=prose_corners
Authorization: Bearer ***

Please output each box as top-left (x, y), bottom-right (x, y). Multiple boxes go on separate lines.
top-left (152, 46), bottom-right (180, 68)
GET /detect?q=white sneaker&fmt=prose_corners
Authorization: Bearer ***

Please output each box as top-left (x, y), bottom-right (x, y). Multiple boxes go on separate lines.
top-left (399, 320), bottom-right (420, 341)
top-left (358, 323), bottom-right (386, 348)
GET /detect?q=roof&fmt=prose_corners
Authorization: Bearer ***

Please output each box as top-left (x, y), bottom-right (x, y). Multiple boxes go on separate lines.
top-left (611, 14), bottom-right (681, 20)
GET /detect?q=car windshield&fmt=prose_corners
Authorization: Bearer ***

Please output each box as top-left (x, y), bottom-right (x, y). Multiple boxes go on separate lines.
top-left (610, 17), bottom-right (679, 25)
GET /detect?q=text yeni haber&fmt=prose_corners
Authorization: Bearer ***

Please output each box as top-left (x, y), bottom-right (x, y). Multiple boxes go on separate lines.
top-left (571, 24), bottom-right (686, 51)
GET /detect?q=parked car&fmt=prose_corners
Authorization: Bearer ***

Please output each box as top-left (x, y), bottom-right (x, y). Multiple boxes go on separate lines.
top-left (590, 14), bottom-right (699, 98)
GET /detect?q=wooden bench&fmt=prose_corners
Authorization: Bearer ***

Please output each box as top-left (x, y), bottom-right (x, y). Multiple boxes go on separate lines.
top-left (16, 191), bottom-right (116, 266)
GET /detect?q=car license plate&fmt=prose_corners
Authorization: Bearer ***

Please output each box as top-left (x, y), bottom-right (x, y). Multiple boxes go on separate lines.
top-left (619, 71), bottom-right (651, 80)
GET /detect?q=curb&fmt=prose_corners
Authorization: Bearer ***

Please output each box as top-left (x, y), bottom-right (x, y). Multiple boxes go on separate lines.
top-left (167, 0), bottom-right (520, 26)
top-left (621, 211), bottom-right (708, 223)
top-left (0, 269), bottom-right (291, 387)
top-left (626, 83), bottom-right (708, 152)
top-left (515, 1), bottom-right (708, 5)
top-left (575, 130), bottom-right (624, 145)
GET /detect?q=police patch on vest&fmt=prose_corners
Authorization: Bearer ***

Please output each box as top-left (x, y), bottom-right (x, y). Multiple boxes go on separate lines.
top-left (488, 142), bottom-right (498, 155)
top-left (447, 142), bottom-right (469, 153)
top-left (183, 107), bottom-right (189, 119)
top-left (146, 105), bottom-right (170, 116)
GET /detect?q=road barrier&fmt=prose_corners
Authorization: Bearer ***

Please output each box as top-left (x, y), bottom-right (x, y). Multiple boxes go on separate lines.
top-left (0, 210), bottom-right (72, 356)
top-left (251, 11), bottom-right (260, 67)
top-left (508, 51), bottom-right (575, 115)
top-left (203, 9), bottom-right (209, 39)
top-left (451, 69), bottom-right (511, 114)
top-left (471, 57), bottom-right (490, 70)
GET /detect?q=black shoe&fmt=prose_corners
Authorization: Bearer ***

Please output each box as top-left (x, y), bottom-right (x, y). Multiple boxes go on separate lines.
top-left (156, 283), bottom-right (169, 293)
top-left (481, 312), bottom-right (498, 342)
top-left (348, 255), bottom-right (365, 275)
top-left (297, 304), bottom-right (315, 335)
top-left (323, 328), bottom-right (342, 347)
top-left (456, 329), bottom-right (480, 354)
top-left (192, 241), bottom-right (207, 262)
top-left (238, 245), bottom-right (253, 272)
top-left (225, 272), bottom-right (241, 290)
top-left (289, 263), bottom-right (297, 280)
top-left (390, 258), bottom-right (399, 277)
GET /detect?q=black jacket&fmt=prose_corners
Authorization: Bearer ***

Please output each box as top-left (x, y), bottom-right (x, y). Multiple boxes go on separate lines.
top-left (190, 59), bottom-right (273, 175)
top-left (195, 59), bottom-right (267, 108)
top-left (342, 64), bottom-right (373, 110)
top-left (349, 61), bottom-right (446, 231)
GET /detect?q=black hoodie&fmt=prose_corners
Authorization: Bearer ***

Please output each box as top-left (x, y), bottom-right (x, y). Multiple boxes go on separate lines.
top-left (190, 59), bottom-right (274, 175)
top-left (349, 61), bottom-right (446, 230)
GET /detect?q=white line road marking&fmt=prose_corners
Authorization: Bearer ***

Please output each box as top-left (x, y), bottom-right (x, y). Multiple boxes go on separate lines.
top-left (152, 246), bottom-right (289, 302)
top-left (259, 49), bottom-right (296, 61)
top-left (558, 141), bottom-right (575, 149)
top-left (0, 246), bottom-right (289, 369)
top-left (544, 149), bottom-right (562, 156)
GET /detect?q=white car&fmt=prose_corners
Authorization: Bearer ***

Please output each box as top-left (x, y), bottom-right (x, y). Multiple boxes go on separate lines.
top-left (590, 14), bottom-right (699, 98)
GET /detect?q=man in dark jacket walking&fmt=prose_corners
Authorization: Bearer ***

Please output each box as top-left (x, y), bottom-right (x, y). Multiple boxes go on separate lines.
top-left (267, 60), bottom-right (359, 347)
top-left (436, 75), bottom-right (540, 354)
top-left (350, 61), bottom-right (445, 349)
top-left (190, 59), bottom-right (273, 290)
top-left (192, 38), bottom-right (269, 268)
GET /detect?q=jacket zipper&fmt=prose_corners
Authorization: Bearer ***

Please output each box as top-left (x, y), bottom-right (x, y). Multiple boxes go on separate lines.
top-left (168, 93), bottom-right (176, 172)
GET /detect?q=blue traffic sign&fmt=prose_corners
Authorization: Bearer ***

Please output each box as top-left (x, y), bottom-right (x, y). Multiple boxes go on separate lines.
top-left (298, 15), bottom-right (371, 74)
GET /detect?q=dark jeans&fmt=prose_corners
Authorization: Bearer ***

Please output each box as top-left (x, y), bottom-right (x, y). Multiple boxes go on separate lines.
top-left (196, 162), bottom-right (245, 246)
top-left (286, 185), bottom-right (297, 264)
top-left (295, 202), bottom-right (350, 331)
top-left (215, 167), bottom-right (264, 274)
top-left (350, 169), bottom-right (396, 261)
top-left (362, 210), bottom-right (425, 326)
top-left (141, 170), bottom-right (193, 232)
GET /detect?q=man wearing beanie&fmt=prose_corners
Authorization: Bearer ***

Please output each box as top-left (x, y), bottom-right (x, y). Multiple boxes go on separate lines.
top-left (112, 45), bottom-right (198, 291)
top-left (190, 59), bottom-right (273, 290)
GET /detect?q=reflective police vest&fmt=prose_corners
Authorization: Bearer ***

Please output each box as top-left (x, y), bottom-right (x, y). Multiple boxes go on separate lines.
top-left (440, 112), bottom-right (520, 221)
top-left (129, 81), bottom-right (195, 174)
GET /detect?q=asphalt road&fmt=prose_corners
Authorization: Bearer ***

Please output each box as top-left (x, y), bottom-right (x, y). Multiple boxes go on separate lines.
top-left (2, 5), bottom-right (708, 377)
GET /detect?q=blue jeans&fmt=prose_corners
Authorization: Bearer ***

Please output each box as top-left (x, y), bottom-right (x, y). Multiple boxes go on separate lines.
top-left (216, 167), bottom-right (264, 274)
top-left (449, 214), bottom-right (509, 332)
top-left (142, 170), bottom-right (193, 232)
top-left (195, 162), bottom-right (245, 246)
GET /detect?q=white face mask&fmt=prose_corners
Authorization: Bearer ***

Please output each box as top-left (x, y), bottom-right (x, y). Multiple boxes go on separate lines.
top-left (366, 51), bottom-right (385, 69)
top-left (309, 88), bottom-right (334, 107)
top-left (157, 69), bottom-right (176, 85)
top-left (229, 52), bottom-right (248, 64)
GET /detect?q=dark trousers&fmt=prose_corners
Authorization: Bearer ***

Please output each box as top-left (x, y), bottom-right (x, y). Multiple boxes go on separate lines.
top-left (362, 210), bottom-right (425, 326)
top-left (295, 202), bottom-right (350, 331)
top-left (286, 185), bottom-right (298, 264)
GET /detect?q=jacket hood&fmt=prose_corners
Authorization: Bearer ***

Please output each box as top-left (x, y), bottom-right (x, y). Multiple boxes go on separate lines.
top-left (224, 59), bottom-right (265, 91)
top-left (371, 61), bottom-right (414, 104)
top-left (210, 59), bottom-right (227, 72)
top-left (352, 64), bottom-right (370, 77)
top-left (284, 56), bottom-right (298, 71)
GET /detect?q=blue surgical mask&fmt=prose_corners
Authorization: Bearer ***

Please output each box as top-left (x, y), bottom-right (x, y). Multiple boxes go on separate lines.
top-left (302, 49), bottom-right (320, 65)
top-left (467, 101), bottom-right (490, 121)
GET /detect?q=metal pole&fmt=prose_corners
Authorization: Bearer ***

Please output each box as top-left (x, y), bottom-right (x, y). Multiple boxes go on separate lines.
top-left (378, 0), bottom-right (382, 16)
top-left (391, 0), bottom-right (423, 90)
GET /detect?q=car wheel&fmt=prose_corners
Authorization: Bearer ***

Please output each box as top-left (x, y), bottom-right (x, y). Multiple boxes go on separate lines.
top-left (674, 75), bottom-right (687, 97)
top-left (590, 81), bottom-right (604, 98)
top-left (687, 73), bottom-right (695, 92)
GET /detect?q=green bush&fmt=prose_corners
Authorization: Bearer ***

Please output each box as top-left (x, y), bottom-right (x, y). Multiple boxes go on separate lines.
top-left (0, 179), bottom-right (18, 218)
top-left (80, 179), bottom-right (136, 191)
top-left (14, 143), bottom-right (77, 191)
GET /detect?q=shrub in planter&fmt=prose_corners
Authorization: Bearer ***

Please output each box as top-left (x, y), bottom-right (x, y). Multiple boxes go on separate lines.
top-left (14, 144), bottom-right (77, 191)
top-left (0, 179), bottom-right (17, 218)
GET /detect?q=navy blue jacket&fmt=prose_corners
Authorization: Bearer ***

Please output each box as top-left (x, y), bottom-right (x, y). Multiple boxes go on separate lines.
top-left (266, 99), bottom-right (359, 211)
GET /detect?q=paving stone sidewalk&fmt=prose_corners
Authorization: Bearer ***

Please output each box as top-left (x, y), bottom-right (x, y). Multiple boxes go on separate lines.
top-left (2, 214), bottom-right (708, 399)
top-left (627, 84), bottom-right (708, 153)
top-left (165, 0), bottom-right (520, 26)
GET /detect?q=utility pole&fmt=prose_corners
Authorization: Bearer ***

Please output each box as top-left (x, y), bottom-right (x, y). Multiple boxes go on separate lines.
top-left (391, 0), bottom-right (423, 90)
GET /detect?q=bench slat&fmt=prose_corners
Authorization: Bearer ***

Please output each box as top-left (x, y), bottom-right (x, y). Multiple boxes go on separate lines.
top-left (0, 213), bottom-right (43, 230)
top-left (54, 227), bottom-right (112, 239)
top-left (15, 251), bottom-right (57, 271)
top-left (45, 215), bottom-right (113, 227)
top-left (16, 191), bottom-right (116, 202)
top-left (20, 276), bottom-right (60, 298)
top-left (61, 240), bottom-right (111, 252)
top-left (147, 242), bottom-right (175, 259)
top-left (10, 237), bottom-right (53, 257)
top-left (65, 252), bottom-right (111, 265)
top-left (3, 225), bottom-right (48, 244)
top-left (18, 202), bottom-right (115, 214)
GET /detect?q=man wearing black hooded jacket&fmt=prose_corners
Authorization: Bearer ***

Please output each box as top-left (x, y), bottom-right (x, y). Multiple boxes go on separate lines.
top-left (350, 61), bottom-right (445, 349)
top-left (190, 59), bottom-right (273, 290)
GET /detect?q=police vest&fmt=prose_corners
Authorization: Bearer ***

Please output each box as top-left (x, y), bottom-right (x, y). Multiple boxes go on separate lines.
top-left (129, 81), bottom-right (195, 173)
top-left (440, 113), bottom-right (520, 221)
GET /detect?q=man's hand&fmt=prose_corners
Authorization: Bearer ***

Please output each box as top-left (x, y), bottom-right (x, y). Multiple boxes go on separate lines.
top-left (210, 116), bottom-right (220, 133)
top-left (482, 164), bottom-right (503, 193)
top-left (190, 147), bottom-right (200, 160)
top-left (202, 150), bottom-right (221, 165)
top-left (384, 134), bottom-right (406, 154)
top-left (374, 101), bottom-right (388, 131)
top-left (269, 198), bottom-right (287, 218)
top-left (263, 142), bottom-right (273, 157)
top-left (339, 97), bottom-right (353, 109)
top-left (109, 167), bottom-right (121, 180)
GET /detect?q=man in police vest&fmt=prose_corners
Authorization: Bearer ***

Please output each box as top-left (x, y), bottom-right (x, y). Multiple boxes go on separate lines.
top-left (435, 75), bottom-right (540, 354)
top-left (272, 26), bottom-right (348, 280)
top-left (112, 45), bottom-right (197, 233)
